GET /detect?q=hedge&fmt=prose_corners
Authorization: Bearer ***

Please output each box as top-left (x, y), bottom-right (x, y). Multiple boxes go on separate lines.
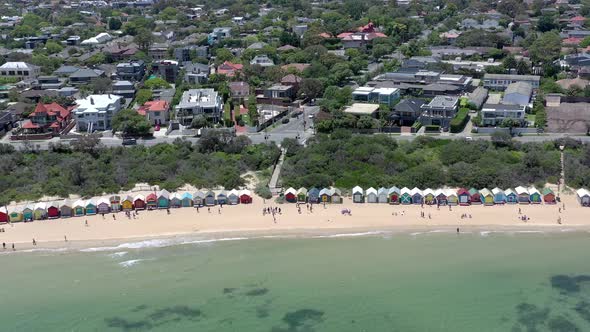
top-left (450, 108), bottom-right (470, 133)
top-left (424, 125), bottom-right (441, 133)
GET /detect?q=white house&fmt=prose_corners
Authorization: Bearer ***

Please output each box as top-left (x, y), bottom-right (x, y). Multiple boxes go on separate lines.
top-left (175, 89), bottom-right (223, 126)
top-left (81, 32), bottom-right (112, 45)
top-left (73, 94), bottom-right (123, 132)
top-left (0, 62), bottom-right (40, 79)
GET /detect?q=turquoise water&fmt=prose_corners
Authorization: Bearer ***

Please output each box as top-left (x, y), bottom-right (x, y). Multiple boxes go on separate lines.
top-left (1, 231), bottom-right (590, 331)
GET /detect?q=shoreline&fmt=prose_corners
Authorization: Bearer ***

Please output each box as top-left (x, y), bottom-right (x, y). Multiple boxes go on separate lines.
top-left (1, 194), bottom-right (588, 253)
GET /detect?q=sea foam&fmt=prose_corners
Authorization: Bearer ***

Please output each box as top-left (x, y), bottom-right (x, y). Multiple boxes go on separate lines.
top-left (313, 231), bottom-right (388, 238)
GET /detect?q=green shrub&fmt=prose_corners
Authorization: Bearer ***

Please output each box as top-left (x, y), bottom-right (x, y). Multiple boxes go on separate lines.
top-left (424, 125), bottom-right (440, 132)
top-left (450, 108), bottom-right (470, 133)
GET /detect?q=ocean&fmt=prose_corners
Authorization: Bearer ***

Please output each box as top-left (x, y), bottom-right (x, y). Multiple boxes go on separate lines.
top-left (1, 230), bottom-right (590, 331)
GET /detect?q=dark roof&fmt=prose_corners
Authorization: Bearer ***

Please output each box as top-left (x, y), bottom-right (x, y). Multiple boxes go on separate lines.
top-left (394, 98), bottom-right (425, 114)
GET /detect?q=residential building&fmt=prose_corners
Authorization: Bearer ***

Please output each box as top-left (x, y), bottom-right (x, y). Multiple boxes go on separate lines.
top-left (293, 24), bottom-right (308, 36)
top-left (250, 55), bottom-right (275, 67)
top-left (175, 89), bottom-right (223, 125)
top-left (208, 27), bottom-right (232, 45)
top-left (391, 98), bottom-right (425, 126)
top-left (66, 35), bottom-right (81, 46)
top-left (352, 87), bottom-right (401, 107)
top-left (137, 100), bottom-right (169, 126)
top-left (53, 65), bottom-right (80, 77)
top-left (419, 96), bottom-right (459, 129)
top-left (344, 103), bottom-right (380, 117)
top-left (481, 103), bottom-right (526, 126)
top-left (37, 76), bottom-right (65, 90)
top-left (183, 63), bottom-right (209, 84)
top-left (20, 102), bottom-right (71, 135)
top-left (337, 22), bottom-right (388, 49)
top-left (502, 82), bottom-right (532, 106)
top-left (104, 43), bottom-right (139, 61)
top-left (152, 60), bottom-right (179, 83)
top-left (482, 74), bottom-right (540, 90)
top-left (81, 32), bottom-right (112, 45)
top-left (229, 81), bottom-right (250, 100)
top-left (148, 44), bottom-right (169, 60)
top-left (217, 61), bottom-right (243, 77)
top-left (111, 80), bottom-right (135, 98)
top-left (69, 68), bottom-right (105, 85)
top-left (116, 60), bottom-right (146, 81)
top-left (263, 84), bottom-right (296, 100)
top-left (0, 62), bottom-right (40, 80)
top-left (174, 45), bottom-right (208, 62)
top-left (280, 74), bottom-right (302, 91)
top-left (372, 68), bottom-right (472, 96)
top-left (73, 94), bottom-right (123, 132)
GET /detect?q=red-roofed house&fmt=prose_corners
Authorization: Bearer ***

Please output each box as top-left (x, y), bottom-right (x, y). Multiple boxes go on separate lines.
top-left (318, 32), bottom-right (332, 39)
top-left (22, 102), bottom-right (71, 135)
top-left (571, 16), bottom-right (587, 27)
top-left (137, 100), bottom-right (169, 126)
top-left (217, 61), bottom-right (243, 77)
top-left (357, 22), bottom-right (376, 33)
top-left (563, 37), bottom-right (583, 46)
top-left (337, 23), bottom-right (387, 49)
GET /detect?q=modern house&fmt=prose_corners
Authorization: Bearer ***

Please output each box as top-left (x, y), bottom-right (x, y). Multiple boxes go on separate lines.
top-left (352, 186), bottom-right (364, 203)
top-left (419, 96), bottom-right (459, 130)
top-left (391, 98), bottom-right (425, 126)
top-left (184, 63), bottom-right (210, 84)
top-left (352, 87), bottom-right (401, 107)
top-left (73, 94), bottom-right (123, 132)
top-left (250, 55), bottom-right (275, 67)
top-left (0, 62), bottom-right (40, 80)
top-left (111, 80), bottom-right (136, 99)
top-left (483, 74), bottom-right (540, 91)
top-left (116, 60), bottom-right (146, 81)
top-left (208, 27), bottom-right (232, 45)
top-left (137, 100), bottom-right (169, 126)
top-left (69, 68), bottom-right (105, 85)
top-left (480, 104), bottom-right (526, 126)
top-left (175, 89), bottom-right (223, 125)
top-left (152, 60), bottom-right (179, 83)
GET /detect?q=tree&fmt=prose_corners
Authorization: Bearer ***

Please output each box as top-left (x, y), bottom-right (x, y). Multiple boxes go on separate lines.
top-left (135, 89), bottom-right (153, 105)
top-left (44, 40), bottom-right (63, 54)
top-left (537, 15), bottom-right (558, 33)
top-left (298, 78), bottom-right (324, 99)
top-left (357, 116), bottom-right (376, 129)
top-left (111, 109), bottom-right (152, 136)
top-left (89, 77), bottom-right (112, 94)
top-left (85, 53), bottom-right (106, 66)
top-left (71, 135), bottom-right (102, 155)
top-left (144, 77), bottom-right (170, 89)
top-left (108, 17), bottom-right (122, 30)
top-left (529, 32), bottom-right (561, 65)
top-left (134, 28), bottom-right (154, 50)
top-left (247, 97), bottom-right (259, 125)
top-left (215, 48), bottom-right (234, 64)
top-left (191, 114), bottom-right (208, 129)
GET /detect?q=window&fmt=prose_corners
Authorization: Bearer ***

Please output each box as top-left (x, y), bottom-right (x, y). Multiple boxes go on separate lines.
top-left (154, 112), bottom-right (160, 116)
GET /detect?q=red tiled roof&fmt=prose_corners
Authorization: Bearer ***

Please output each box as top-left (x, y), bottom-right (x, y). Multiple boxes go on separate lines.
top-left (218, 61), bottom-right (243, 77)
top-left (318, 32), bottom-right (332, 38)
top-left (357, 22), bottom-right (376, 33)
top-left (563, 37), bottom-right (582, 45)
top-left (22, 120), bottom-right (40, 129)
top-left (137, 100), bottom-right (169, 115)
top-left (571, 16), bottom-right (586, 22)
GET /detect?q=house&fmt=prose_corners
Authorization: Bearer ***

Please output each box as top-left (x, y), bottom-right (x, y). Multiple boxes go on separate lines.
top-left (250, 55), bottom-right (274, 67)
top-left (263, 85), bottom-right (296, 101)
top-left (111, 80), bottom-right (136, 99)
top-left (247, 42), bottom-right (268, 50)
top-left (121, 196), bottom-right (133, 210)
top-left (53, 65), bottom-right (81, 77)
top-left (208, 27), bottom-right (232, 45)
top-left (366, 187), bottom-right (378, 203)
top-left (542, 188), bottom-right (556, 204)
top-left (281, 74), bottom-right (302, 91)
top-left (331, 188), bottom-right (342, 203)
top-left (133, 194), bottom-right (146, 210)
top-left (170, 193), bottom-right (182, 208)
top-left (468, 188), bottom-right (482, 205)
top-left (419, 96), bottom-right (459, 130)
top-left (97, 197), bottom-right (110, 214)
top-left (457, 188), bottom-right (470, 205)
top-left (33, 202), bottom-right (46, 220)
top-left (85, 199), bottom-right (97, 215)
top-left (81, 32), bottom-right (112, 45)
top-left (423, 189), bottom-right (435, 205)
top-left (37, 76), bottom-right (65, 90)
top-left (439, 30), bottom-right (461, 44)
top-left (515, 186), bottom-right (530, 204)
top-left (504, 189), bottom-right (517, 204)
top-left (229, 81), bottom-right (250, 101)
top-left (392, 98), bottom-right (425, 126)
top-left (148, 44), bottom-right (169, 60)
top-left (21, 102), bottom-right (71, 136)
top-left (152, 60), bottom-right (179, 83)
top-left (116, 60), bottom-right (146, 81)
top-left (157, 190), bottom-right (170, 208)
top-left (181, 193), bottom-right (193, 207)
top-left (0, 207), bottom-right (9, 223)
top-left (352, 186), bottom-right (364, 203)
top-left (217, 61), bottom-right (243, 77)
top-left (388, 187), bottom-right (400, 204)
top-left (479, 188), bottom-right (494, 205)
top-left (411, 188), bottom-right (423, 205)
top-left (146, 193), bottom-right (158, 209)
top-left (297, 188), bottom-right (308, 202)
top-left (502, 82), bottom-right (532, 106)
top-left (240, 189), bottom-right (253, 204)
top-left (308, 188), bottom-right (320, 203)
top-left (377, 187), bottom-right (389, 203)
top-left (73, 94), bottom-right (123, 132)
top-left (319, 188), bottom-right (332, 203)
top-left (483, 74), bottom-right (540, 91)
top-left (73, 200), bottom-right (85, 216)
top-left (285, 187), bottom-right (297, 203)
top-left (174, 46), bottom-right (208, 62)
top-left (293, 24), bottom-right (308, 36)
top-left (204, 191), bottom-right (216, 206)
top-left (337, 23), bottom-right (387, 49)
top-left (435, 189), bottom-right (447, 205)
top-left (23, 204), bottom-right (34, 221)
top-left (528, 187), bottom-right (542, 204)
top-left (175, 88), bottom-right (223, 125)
top-left (104, 43), bottom-right (139, 61)
top-left (352, 87), bottom-right (401, 107)
top-left (69, 68), bottom-right (105, 85)
top-left (400, 187), bottom-right (412, 204)
top-left (0, 62), bottom-right (40, 80)
top-left (184, 63), bottom-right (210, 84)
top-left (8, 206), bottom-right (23, 222)
top-left (344, 103), bottom-right (380, 118)
top-left (193, 191), bottom-right (205, 206)
top-left (577, 188), bottom-right (590, 206)
top-left (492, 188), bottom-right (506, 204)
top-left (60, 200), bottom-right (73, 217)
top-left (228, 190), bottom-right (240, 205)
top-left (137, 100), bottom-right (169, 126)
top-left (480, 104), bottom-right (526, 126)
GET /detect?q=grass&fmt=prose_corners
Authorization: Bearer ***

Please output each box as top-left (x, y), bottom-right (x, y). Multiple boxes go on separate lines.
top-left (526, 114), bottom-right (536, 123)
top-left (223, 104), bottom-right (232, 123)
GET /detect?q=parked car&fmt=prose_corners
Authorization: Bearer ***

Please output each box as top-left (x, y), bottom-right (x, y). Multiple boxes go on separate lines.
top-left (122, 138), bottom-right (137, 145)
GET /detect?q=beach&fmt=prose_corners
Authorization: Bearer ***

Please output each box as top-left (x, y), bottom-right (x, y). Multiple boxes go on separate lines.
top-left (0, 193), bottom-right (586, 251)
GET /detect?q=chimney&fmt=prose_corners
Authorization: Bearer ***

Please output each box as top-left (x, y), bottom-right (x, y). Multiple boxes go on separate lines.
top-left (90, 97), bottom-right (94, 105)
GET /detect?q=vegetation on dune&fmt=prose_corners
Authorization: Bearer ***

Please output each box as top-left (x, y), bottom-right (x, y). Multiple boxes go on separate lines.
top-left (0, 135), bottom-right (280, 204)
top-left (281, 134), bottom-right (562, 191)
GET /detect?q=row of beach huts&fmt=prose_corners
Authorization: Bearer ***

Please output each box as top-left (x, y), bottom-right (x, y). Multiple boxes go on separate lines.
top-left (0, 189), bottom-right (253, 223)
top-left (284, 186), bottom-right (590, 207)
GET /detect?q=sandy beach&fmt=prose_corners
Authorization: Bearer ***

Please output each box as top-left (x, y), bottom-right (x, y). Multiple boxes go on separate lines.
top-left (0, 193), bottom-right (587, 251)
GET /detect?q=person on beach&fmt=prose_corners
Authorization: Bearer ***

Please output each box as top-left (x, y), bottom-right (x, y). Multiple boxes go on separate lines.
top-left (559, 207), bottom-right (561, 213)
top-left (112, 214), bottom-right (116, 220)
top-left (64, 235), bottom-right (68, 242)
top-left (456, 228), bottom-right (460, 234)
top-left (32, 239), bottom-right (36, 246)
top-left (3, 242), bottom-right (5, 249)
top-left (518, 208), bottom-right (521, 214)
top-left (208, 207), bottom-right (211, 213)
top-left (558, 217), bottom-right (562, 224)
top-left (12, 243), bottom-right (15, 251)
top-left (85, 220), bottom-right (89, 227)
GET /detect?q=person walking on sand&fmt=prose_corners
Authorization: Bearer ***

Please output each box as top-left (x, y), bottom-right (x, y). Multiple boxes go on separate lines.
top-left (64, 235), bottom-right (68, 242)
top-left (2, 242), bottom-right (5, 249)
top-left (85, 220), bottom-right (89, 227)
top-left (558, 217), bottom-right (562, 225)
top-left (208, 207), bottom-right (211, 213)
top-left (112, 214), bottom-right (116, 220)
top-left (12, 243), bottom-right (15, 251)
top-left (32, 239), bottom-right (36, 246)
